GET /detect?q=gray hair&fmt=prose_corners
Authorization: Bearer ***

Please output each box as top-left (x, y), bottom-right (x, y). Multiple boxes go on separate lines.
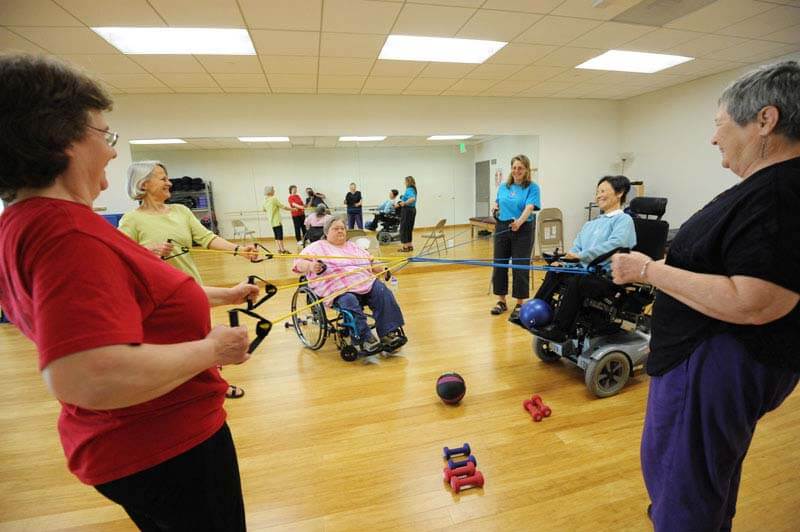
top-left (719, 60), bottom-right (800, 140)
top-left (323, 213), bottom-right (347, 236)
top-left (127, 160), bottom-right (166, 200)
top-left (264, 185), bottom-right (275, 195)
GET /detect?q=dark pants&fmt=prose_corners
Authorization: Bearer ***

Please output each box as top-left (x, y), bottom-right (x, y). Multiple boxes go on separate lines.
top-left (347, 211), bottom-right (363, 230)
top-left (534, 272), bottom-right (617, 331)
top-left (95, 423), bottom-right (246, 532)
top-left (333, 281), bottom-right (404, 341)
top-left (642, 333), bottom-right (799, 531)
top-left (272, 225), bottom-right (283, 241)
top-left (292, 215), bottom-right (306, 242)
top-left (492, 220), bottom-right (534, 300)
top-left (399, 206), bottom-right (416, 245)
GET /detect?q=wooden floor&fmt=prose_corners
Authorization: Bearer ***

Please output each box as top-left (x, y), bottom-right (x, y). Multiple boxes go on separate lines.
top-left (1, 230), bottom-right (799, 531)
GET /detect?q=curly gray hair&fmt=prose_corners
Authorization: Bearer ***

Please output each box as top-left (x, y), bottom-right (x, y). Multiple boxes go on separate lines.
top-left (323, 213), bottom-right (347, 236)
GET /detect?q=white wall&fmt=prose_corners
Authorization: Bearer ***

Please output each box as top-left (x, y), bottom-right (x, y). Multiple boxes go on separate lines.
top-left (474, 135), bottom-right (541, 205)
top-left (100, 94), bottom-right (621, 245)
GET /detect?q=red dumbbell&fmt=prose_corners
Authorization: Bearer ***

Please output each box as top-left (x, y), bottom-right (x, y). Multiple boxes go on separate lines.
top-left (523, 399), bottom-right (543, 422)
top-left (443, 461), bottom-right (476, 482)
top-left (450, 470), bottom-right (484, 493)
top-left (531, 394), bottom-right (551, 417)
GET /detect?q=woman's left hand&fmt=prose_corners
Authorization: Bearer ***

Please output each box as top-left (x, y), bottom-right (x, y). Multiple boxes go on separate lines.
top-left (227, 281), bottom-right (260, 305)
top-left (510, 219), bottom-right (521, 231)
top-left (611, 251), bottom-right (653, 284)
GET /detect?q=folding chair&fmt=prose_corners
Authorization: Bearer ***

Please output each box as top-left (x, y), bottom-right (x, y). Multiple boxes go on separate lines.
top-left (419, 219), bottom-right (447, 257)
top-left (232, 219), bottom-right (256, 242)
top-left (536, 208), bottom-right (564, 257)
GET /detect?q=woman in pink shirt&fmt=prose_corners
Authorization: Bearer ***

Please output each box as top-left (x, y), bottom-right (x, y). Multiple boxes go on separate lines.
top-left (293, 215), bottom-right (406, 355)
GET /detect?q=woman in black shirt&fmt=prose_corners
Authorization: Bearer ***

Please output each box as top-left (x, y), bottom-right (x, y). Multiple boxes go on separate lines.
top-left (612, 61), bottom-right (800, 531)
top-left (344, 182), bottom-right (363, 229)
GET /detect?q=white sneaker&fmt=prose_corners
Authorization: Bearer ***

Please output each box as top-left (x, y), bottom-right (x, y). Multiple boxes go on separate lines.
top-left (362, 354), bottom-right (381, 365)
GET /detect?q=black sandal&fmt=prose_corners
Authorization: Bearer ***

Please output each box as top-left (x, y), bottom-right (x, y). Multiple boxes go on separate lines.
top-left (490, 301), bottom-right (508, 315)
top-left (225, 385), bottom-right (245, 399)
top-left (508, 304), bottom-right (522, 324)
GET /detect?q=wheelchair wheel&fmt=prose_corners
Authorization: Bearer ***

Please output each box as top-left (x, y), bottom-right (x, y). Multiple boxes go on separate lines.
top-left (534, 338), bottom-right (560, 362)
top-left (340, 345), bottom-right (359, 362)
top-left (378, 231), bottom-right (393, 244)
top-left (584, 351), bottom-right (631, 398)
top-left (291, 287), bottom-right (327, 350)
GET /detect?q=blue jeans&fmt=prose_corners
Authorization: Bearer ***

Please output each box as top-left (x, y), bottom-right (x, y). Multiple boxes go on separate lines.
top-left (333, 281), bottom-right (403, 341)
top-left (641, 333), bottom-right (798, 531)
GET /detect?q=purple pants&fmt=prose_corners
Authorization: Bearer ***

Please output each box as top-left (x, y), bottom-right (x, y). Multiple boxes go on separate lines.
top-left (642, 333), bottom-right (798, 531)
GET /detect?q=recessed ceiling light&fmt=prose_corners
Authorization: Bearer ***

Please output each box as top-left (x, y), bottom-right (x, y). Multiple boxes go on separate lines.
top-left (379, 35), bottom-right (506, 64)
top-left (92, 27), bottom-right (256, 55)
top-left (576, 50), bottom-right (693, 73)
top-left (428, 135), bottom-right (473, 140)
top-left (338, 136), bottom-right (387, 142)
top-left (129, 139), bottom-right (186, 145)
top-left (238, 136), bottom-right (291, 142)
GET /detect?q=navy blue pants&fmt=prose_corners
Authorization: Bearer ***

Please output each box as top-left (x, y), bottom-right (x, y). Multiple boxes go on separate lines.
top-left (334, 281), bottom-right (403, 341)
top-left (347, 211), bottom-right (363, 230)
top-left (642, 333), bottom-right (798, 531)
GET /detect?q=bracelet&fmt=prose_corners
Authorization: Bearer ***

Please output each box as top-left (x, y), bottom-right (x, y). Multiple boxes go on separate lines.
top-left (640, 259), bottom-right (652, 280)
top-left (233, 245), bottom-right (240, 256)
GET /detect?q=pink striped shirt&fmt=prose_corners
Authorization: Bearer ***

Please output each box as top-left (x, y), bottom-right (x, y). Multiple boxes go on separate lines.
top-left (292, 239), bottom-right (375, 305)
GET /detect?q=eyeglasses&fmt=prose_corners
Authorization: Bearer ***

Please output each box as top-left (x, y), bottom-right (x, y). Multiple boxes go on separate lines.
top-left (86, 125), bottom-right (119, 147)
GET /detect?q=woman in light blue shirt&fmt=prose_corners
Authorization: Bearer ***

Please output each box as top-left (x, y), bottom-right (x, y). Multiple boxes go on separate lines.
top-left (491, 155), bottom-right (541, 321)
top-left (534, 175), bottom-right (636, 341)
top-left (397, 176), bottom-right (417, 252)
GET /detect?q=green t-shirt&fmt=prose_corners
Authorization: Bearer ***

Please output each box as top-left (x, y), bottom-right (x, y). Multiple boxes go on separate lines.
top-left (262, 196), bottom-right (285, 227)
top-left (119, 204), bottom-right (216, 283)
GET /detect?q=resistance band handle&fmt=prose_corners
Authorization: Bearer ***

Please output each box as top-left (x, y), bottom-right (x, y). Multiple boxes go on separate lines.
top-left (228, 309), bottom-right (239, 327)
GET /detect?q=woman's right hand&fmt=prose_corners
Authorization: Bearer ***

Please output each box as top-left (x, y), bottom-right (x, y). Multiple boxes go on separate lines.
top-left (149, 241), bottom-right (174, 258)
top-left (207, 325), bottom-right (250, 366)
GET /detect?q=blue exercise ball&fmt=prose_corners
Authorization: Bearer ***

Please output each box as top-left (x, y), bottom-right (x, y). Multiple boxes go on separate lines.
top-left (519, 298), bottom-right (553, 330)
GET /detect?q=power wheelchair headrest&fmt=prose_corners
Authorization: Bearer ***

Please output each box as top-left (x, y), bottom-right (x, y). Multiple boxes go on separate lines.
top-left (629, 197), bottom-right (667, 220)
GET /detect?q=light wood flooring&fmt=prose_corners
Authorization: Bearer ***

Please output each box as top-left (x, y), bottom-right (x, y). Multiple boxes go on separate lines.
top-left (1, 229), bottom-right (798, 531)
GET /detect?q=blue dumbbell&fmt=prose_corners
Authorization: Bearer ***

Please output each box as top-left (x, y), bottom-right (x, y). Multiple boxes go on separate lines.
top-left (442, 442), bottom-right (471, 460)
top-left (447, 454), bottom-right (477, 470)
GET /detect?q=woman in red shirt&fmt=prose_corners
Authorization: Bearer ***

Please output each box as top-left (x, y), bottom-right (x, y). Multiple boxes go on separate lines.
top-left (288, 184), bottom-right (306, 248)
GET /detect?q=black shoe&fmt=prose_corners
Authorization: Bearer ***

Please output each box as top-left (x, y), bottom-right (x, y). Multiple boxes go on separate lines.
top-left (490, 301), bottom-right (507, 315)
top-left (359, 336), bottom-right (383, 356)
top-left (508, 304), bottom-right (522, 325)
top-left (381, 331), bottom-right (407, 351)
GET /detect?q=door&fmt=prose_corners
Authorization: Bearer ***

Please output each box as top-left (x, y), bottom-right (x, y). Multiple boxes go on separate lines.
top-left (475, 160), bottom-right (490, 217)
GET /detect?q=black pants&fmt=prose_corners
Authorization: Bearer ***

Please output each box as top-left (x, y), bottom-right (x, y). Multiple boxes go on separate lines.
top-left (399, 206), bottom-right (416, 245)
top-left (535, 272), bottom-right (618, 332)
top-left (95, 423), bottom-right (246, 532)
top-left (492, 220), bottom-right (534, 300)
top-left (292, 215), bottom-right (306, 242)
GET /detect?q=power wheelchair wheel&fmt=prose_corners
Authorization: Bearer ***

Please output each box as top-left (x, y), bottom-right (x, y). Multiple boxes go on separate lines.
top-left (584, 350), bottom-right (631, 398)
top-left (378, 231), bottom-right (393, 244)
top-left (291, 286), bottom-right (328, 350)
top-left (533, 338), bottom-right (561, 362)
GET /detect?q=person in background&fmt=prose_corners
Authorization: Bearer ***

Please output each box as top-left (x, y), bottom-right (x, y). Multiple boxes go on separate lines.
top-left (0, 53), bottom-right (256, 530)
top-left (304, 204), bottom-right (332, 244)
top-left (262, 185), bottom-right (292, 255)
top-left (612, 60), bottom-right (800, 531)
top-left (345, 182), bottom-right (364, 229)
top-left (366, 189), bottom-right (399, 231)
top-left (288, 184), bottom-right (306, 249)
top-left (397, 176), bottom-right (417, 252)
top-left (305, 187), bottom-right (327, 209)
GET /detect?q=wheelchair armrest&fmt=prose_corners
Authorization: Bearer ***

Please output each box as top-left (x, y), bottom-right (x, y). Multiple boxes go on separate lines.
top-left (587, 247), bottom-right (630, 269)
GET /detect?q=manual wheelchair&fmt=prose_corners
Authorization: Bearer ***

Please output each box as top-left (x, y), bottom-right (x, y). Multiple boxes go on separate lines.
top-left (528, 197), bottom-right (669, 397)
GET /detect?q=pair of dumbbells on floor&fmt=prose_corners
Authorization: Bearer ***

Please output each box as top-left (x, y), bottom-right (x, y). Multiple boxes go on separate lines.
top-left (523, 394), bottom-right (552, 422)
top-left (442, 443), bottom-right (484, 494)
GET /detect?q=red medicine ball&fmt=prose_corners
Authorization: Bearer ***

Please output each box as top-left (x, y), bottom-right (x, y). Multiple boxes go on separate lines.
top-left (436, 372), bottom-right (466, 405)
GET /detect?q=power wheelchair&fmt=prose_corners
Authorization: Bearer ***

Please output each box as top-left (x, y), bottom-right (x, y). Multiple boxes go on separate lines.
top-left (366, 209), bottom-right (401, 245)
top-left (528, 197), bottom-right (669, 397)
top-left (290, 276), bottom-right (407, 362)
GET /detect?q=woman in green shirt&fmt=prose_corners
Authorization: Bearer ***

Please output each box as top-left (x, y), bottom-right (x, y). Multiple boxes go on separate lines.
top-left (262, 185), bottom-right (292, 254)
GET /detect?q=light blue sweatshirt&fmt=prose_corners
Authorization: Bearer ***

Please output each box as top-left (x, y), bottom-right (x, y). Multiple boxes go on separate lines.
top-left (571, 210), bottom-right (637, 268)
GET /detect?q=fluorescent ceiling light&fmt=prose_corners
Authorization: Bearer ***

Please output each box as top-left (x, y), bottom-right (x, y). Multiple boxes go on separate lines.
top-left (338, 136), bottom-right (387, 142)
top-left (428, 135), bottom-right (473, 140)
top-left (238, 136), bottom-right (290, 142)
top-left (129, 139), bottom-right (186, 145)
top-left (379, 35), bottom-right (506, 64)
top-left (92, 27), bottom-right (255, 55)
top-left (576, 50), bottom-right (693, 73)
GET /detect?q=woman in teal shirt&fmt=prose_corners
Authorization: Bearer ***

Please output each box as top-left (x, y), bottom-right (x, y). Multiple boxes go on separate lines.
top-left (491, 155), bottom-right (541, 321)
top-left (397, 176), bottom-right (417, 252)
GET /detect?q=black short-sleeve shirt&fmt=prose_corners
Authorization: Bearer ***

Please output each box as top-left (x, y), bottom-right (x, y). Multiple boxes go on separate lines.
top-left (345, 191), bottom-right (362, 212)
top-left (648, 156), bottom-right (800, 376)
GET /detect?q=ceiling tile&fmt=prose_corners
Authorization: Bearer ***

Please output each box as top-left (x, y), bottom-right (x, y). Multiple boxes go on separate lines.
top-left (467, 63), bottom-right (523, 79)
top-left (442, 89), bottom-right (483, 96)
top-left (547, 68), bottom-right (604, 83)
top-left (123, 87), bottom-right (173, 93)
top-left (482, 0), bottom-right (564, 14)
top-left (534, 46), bottom-right (604, 67)
top-left (196, 55), bottom-right (263, 74)
top-left (590, 71), bottom-right (662, 86)
top-left (267, 74), bottom-right (317, 88)
top-left (550, 0), bottom-right (644, 21)
top-left (515, 16), bottom-right (602, 45)
top-left (57, 0), bottom-right (165, 26)
top-left (616, 28), bottom-right (702, 52)
top-left (456, 10), bottom-right (543, 41)
top-left (485, 42), bottom-right (558, 64)
top-left (260, 56), bottom-right (318, 74)
top-left (11, 27), bottom-right (119, 54)
top-left (363, 76), bottom-right (413, 90)
top-left (482, 79), bottom-right (536, 94)
top-left (418, 63), bottom-right (476, 77)
top-left (370, 60), bottom-right (428, 76)
top-left (666, 33), bottom-right (748, 57)
top-left (318, 75), bottom-right (366, 88)
top-left (361, 88), bottom-right (405, 94)
top-left (60, 54), bottom-right (147, 74)
top-left (514, 64), bottom-right (567, 81)
top-left (660, 58), bottom-right (740, 77)
top-left (570, 22), bottom-right (657, 49)
top-left (447, 78), bottom-right (496, 91)
top-left (705, 39), bottom-right (798, 61)
top-left (318, 88), bottom-right (361, 94)
top-left (716, 6), bottom-right (800, 39)
top-left (250, 30), bottom-right (320, 56)
top-left (517, 80), bottom-right (572, 95)
top-left (157, 72), bottom-right (219, 88)
top-left (323, 0), bottom-right (401, 33)
top-left (319, 57), bottom-right (374, 76)
top-left (98, 73), bottom-right (168, 89)
top-left (665, 0), bottom-right (773, 32)
top-left (763, 24), bottom-right (800, 44)
top-left (212, 73), bottom-right (268, 88)
top-left (272, 87), bottom-right (316, 94)
top-left (406, 0), bottom-right (484, 6)
top-left (239, 0), bottom-right (322, 31)
top-left (130, 56), bottom-right (205, 73)
top-left (403, 89), bottom-right (445, 95)
top-left (406, 77), bottom-right (459, 90)
top-left (223, 87), bottom-right (270, 93)
top-left (2, 0), bottom-right (83, 26)
top-left (0, 28), bottom-right (47, 54)
top-left (169, 86), bottom-right (224, 94)
top-left (320, 33), bottom-right (386, 58)
top-left (393, 4), bottom-right (477, 37)
top-left (147, 0), bottom-right (245, 26)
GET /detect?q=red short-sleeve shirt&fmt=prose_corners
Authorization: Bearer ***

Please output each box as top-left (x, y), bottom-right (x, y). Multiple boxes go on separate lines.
top-left (0, 198), bottom-right (228, 485)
